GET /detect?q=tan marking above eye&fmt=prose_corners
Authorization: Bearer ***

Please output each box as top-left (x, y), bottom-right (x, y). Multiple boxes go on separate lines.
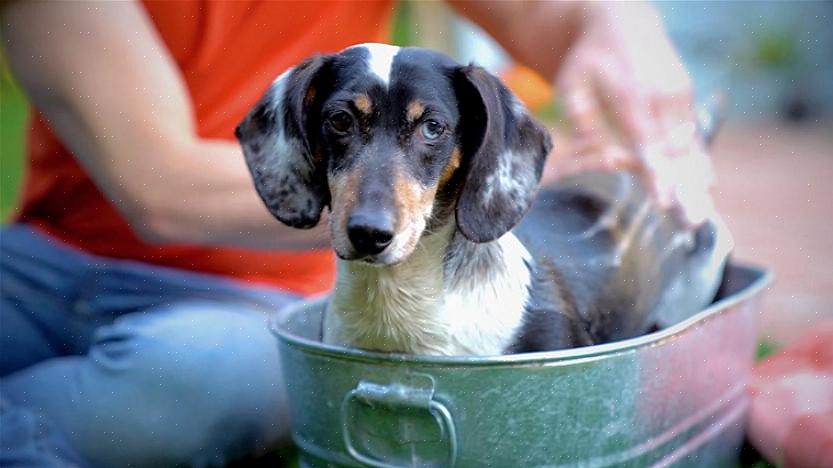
top-left (353, 95), bottom-right (372, 114)
top-left (406, 101), bottom-right (425, 123)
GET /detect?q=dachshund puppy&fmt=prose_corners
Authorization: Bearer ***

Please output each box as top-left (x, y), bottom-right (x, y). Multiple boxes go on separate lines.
top-left (236, 43), bottom-right (731, 356)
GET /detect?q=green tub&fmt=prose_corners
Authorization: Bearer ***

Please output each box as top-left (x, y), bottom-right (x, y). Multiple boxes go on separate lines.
top-left (273, 264), bottom-right (771, 467)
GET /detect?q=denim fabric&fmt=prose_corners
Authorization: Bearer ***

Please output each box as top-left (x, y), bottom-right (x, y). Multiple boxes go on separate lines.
top-left (0, 225), bottom-right (302, 467)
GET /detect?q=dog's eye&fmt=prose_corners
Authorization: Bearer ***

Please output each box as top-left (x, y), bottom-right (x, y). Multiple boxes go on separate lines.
top-left (328, 111), bottom-right (353, 133)
top-left (420, 120), bottom-right (444, 141)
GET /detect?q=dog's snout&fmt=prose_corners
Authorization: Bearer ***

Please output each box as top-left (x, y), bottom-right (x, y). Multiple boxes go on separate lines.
top-left (347, 213), bottom-right (394, 255)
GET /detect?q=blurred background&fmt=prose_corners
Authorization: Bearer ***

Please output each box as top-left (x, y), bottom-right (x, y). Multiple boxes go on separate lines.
top-left (2, 1), bottom-right (831, 346)
top-left (1, 2), bottom-right (830, 467)
top-left (398, 0), bottom-right (833, 352)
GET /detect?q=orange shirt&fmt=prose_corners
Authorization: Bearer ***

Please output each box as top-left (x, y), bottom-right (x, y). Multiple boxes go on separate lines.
top-left (17, 0), bottom-right (395, 296)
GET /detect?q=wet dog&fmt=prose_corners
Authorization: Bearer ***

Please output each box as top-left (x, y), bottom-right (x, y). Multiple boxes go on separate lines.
top-left (236, 43), bottom-right (731, 356)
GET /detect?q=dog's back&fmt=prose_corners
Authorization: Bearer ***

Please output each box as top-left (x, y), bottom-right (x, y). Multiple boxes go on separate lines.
top-left (510, 171), bottom-right (732, 351)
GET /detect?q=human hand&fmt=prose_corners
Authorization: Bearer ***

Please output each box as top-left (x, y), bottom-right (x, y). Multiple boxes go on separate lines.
top-left (555, 2), bottom-right (715, 226)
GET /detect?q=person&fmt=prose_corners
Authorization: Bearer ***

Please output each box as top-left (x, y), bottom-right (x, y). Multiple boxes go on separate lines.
top-left (0, 1), bottom-right (711, 466)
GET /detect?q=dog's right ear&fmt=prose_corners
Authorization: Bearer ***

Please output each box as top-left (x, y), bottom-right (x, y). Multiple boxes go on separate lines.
top-left (235, 55), bottom-right (333, 229)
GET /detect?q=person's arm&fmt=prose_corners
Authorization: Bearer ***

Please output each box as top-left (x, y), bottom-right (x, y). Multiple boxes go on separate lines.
top-left (450, 1), bottom-right (714, 226)
top-left (446, 1), bottom-right (582, 80)
top-left (0, 1), bottom-right (328, 249)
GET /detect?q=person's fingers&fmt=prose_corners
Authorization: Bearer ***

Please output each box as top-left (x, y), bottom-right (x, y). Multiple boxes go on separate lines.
top-left (665, 117), bottom-right (716, 227)
top-left (569, 142), bottom-right (636, 174)
top-left (598, 77), bottom-right (657, 150)
top-left (640, 84), bottom-right (717, 227)
top-left (655, 145), bottom-right (715, 227)
top-left (638, 141), bottom-right (675, 208)
top-left (546, 142), bottom-right (618, 181)
top-left (597, 144), bottom-right (640, 172)
top-left (543, 134), bottom-right (639, 184)
top-left (558, 49), bottom-right (622, 146)
top-left (563, 84), bottom-right (606, 144)
top-left (591, 71), bottom-right (676, 206)
top-left (555, 63), bottom-right (631, 180)
top-left (557, 53), bottom-right (715, 228)
top-left (652, 89), bottom-right (698, 160)
top-left (669, 176), bottom-right (715, 227)
top-left (665, 120), bottom-right (697, 158)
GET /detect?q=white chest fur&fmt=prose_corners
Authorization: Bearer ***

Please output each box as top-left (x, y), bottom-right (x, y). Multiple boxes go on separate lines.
top-left (323, 227), bottom-right (532, 356)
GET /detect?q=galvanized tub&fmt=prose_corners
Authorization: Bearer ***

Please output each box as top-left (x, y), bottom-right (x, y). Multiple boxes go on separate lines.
top-left (273, 263), bottom-right (771, 467)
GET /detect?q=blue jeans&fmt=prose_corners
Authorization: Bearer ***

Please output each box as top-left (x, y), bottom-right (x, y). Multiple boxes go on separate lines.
top-left (0, 225), bottom-right (302, 467)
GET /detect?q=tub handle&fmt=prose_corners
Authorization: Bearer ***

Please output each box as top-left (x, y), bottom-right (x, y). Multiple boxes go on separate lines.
top-left (341, 380), bottom-right (458, 468)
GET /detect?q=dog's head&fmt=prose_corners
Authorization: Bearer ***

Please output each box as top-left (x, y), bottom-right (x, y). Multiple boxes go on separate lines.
top-left (236, 44), bottom-right (552, 265)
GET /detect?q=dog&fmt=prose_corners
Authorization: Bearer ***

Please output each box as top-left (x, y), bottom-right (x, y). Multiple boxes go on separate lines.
top-left (236, 43), bottom-right (732, 356)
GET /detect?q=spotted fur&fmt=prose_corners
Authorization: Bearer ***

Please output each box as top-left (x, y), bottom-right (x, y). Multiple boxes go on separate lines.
top-left (238, 44), bottom-right (730, 357)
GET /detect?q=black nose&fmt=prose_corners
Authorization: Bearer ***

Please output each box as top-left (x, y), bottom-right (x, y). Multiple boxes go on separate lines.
top-left (347, 214), bottom-right (394, 255)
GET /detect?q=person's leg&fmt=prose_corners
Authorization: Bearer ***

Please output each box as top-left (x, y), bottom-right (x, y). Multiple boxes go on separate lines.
top-left (0, 396), bottom-right (89, 467)
top-left (1, 225), bottom-right (98, 374)
top-left (3, 300), bottom-right (292, 467)
top-left (2, 225), bottom-right (302, 466)
top-left (1, 225), bottom-right (106, 466)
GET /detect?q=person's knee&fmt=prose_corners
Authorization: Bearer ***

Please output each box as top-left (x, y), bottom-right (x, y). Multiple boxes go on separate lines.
top-left (84, 302), bottom-right (290, 465)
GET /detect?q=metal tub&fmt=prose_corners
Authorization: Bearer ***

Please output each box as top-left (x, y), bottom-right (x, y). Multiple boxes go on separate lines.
top-left (273, 263), bottom-right (771, 467)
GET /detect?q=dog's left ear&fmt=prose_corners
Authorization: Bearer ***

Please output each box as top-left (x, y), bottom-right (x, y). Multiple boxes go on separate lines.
top-left (453, 65), bottom-right (553, 243)
top-left (235, 55), bottom-right (334, 229)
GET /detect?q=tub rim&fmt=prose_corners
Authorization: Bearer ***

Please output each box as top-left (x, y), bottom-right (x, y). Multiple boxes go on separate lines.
top-left (270, 263), bottom-right (772, 367)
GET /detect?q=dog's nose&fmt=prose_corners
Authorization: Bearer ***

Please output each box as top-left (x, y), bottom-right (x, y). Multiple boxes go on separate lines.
top-left (347, 214), bottom-right (394, 255)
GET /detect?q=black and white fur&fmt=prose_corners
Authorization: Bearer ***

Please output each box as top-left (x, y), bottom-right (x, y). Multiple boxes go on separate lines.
top-left (236, 43), bottom-right (732, 356)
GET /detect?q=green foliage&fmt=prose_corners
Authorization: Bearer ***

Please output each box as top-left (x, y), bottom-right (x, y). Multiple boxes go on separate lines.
top-left (755, 339), bottom-right (778, 361)
top-left (749, 27), bottom-right (799, 70)
top-left (391, 0), bottom-right (414, 47)
top-left (533, 100), bottom-right (564, 125)
top-left (0, 62), bottom-right (28, 222)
